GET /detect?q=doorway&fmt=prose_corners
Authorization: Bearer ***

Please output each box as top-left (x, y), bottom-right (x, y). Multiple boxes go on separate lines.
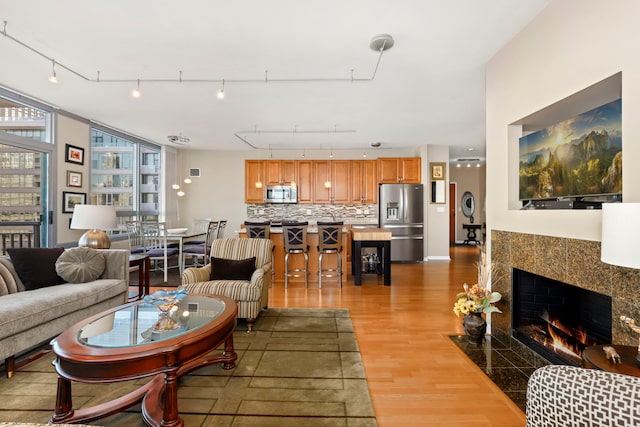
top-left (449, 182), bottom-right (456, 245)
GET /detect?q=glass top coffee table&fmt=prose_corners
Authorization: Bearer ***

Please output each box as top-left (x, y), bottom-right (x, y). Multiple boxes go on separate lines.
top-left (50, 294), bottom-right (238, 427)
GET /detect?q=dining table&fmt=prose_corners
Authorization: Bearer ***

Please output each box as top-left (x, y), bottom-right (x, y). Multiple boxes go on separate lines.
top-left (165, 228), bottom-right (207, 275)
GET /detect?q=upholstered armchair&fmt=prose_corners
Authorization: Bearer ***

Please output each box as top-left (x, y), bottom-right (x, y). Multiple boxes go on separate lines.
top-left (526, 364), bottom-right (640, 426)
top-left (179, 237), bottom-right (274, 331)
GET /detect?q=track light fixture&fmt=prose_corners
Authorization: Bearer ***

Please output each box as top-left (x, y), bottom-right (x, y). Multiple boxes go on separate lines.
top-left (217, 79), bottom-right (225, 100)
top-left (132, 79), bottom-right (141, 98)
top-left (48, 60), bottom-right (57, 83)
top-left (1, 21), bottom-right (394, 98)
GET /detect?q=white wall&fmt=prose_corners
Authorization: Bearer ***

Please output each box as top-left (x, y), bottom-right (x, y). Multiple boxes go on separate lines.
top-left (424, 145), bottom-right (450, 260)
top-left (56, 114), bottom-right (90, 245)
top-left (486, 0), bottom-right (640, 243)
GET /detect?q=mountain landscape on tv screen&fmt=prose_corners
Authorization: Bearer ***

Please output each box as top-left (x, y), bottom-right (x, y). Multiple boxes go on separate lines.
top-left (519, 99), bottom-right (622, 201)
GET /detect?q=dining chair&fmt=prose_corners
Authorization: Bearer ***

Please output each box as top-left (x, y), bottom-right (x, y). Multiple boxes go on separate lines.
top-left (185, 218), bottom-right (213, 245)
top-left (141, 221), bottom-right (179, 282)
top-left (183, 220), bottom-right (219, 268)
top-left (216, 220), bottom-right (227, 239)
top-left (125, 220), bottom-right (144, 254)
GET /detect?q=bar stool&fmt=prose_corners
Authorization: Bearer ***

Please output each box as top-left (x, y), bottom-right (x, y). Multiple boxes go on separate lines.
top-left (317, 221), bottom-right (343, 288)
top-left (245, 220), bottom-right (274, 281)
top-left (282, 221), bottom-right (309, 288)
top-left (244, 220), bottom-right (271, 239)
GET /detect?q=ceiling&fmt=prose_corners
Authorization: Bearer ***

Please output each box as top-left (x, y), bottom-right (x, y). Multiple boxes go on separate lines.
top-left (0, 1), bottom-right (550, 163)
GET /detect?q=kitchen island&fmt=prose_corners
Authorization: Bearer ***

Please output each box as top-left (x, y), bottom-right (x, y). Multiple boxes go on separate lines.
top-left (238, 225), bottom-right (351, 286)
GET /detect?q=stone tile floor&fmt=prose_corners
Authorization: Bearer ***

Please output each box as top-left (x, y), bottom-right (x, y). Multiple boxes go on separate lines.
top-left (450, 334), bottom-right (551, 412)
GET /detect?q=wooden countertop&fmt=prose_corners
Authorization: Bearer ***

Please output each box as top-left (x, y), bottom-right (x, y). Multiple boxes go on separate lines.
top-left (351, 228), bottom-right (392, 241)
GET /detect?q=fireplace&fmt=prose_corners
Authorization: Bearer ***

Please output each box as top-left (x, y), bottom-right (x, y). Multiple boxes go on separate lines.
top-left (512, 268), bottom-right (612, 366)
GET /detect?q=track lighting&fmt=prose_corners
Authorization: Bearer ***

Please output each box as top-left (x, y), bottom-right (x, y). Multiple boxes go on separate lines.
top-left (48, 60), bottom-right (57, 83)
top-left (217, 79), bottom-right (225, 100)
top-left (1, 21), bottom-right (394, 99)
top-left (132, 79), bottom-right (141, 98)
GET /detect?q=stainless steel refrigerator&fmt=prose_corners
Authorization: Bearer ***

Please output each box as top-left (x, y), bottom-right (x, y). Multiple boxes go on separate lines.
top-left (379, 183), bottom-right (424, 262)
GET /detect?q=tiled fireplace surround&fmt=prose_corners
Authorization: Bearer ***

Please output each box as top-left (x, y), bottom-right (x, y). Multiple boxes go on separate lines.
top-left (491, 229), bottom-right (640, 348)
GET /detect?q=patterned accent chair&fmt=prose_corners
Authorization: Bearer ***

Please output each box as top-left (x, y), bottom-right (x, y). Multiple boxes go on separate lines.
top-left (526, 365), bottom-right (640, 426)
top-left (179, 237), bottom-right (274, 332)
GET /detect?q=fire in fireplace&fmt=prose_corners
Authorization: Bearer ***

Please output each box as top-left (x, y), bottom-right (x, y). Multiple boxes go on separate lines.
top-left (512, 268), bottom-right (612, 365)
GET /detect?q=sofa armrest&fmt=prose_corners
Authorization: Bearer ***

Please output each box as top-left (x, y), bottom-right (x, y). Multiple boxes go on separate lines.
top-left (182, 264), bottom-right (212, 285)
top-left (98, 249), bottom-right (129, 285)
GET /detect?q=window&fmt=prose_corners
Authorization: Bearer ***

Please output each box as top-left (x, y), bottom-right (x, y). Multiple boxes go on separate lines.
top-left (90, 128), bottom-right (161, 230)
top-left (0, 94), bottom-right (52, 250)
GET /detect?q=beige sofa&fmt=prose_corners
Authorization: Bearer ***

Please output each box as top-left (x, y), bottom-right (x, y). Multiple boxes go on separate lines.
top-left (0, 249), bottom-right (129, 378)
top-left (179, 238), bottom-right (274, 331)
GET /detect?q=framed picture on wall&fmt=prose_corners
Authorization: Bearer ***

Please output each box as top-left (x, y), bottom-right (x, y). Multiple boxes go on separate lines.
top-left (65, 144), bottom-right (84, 165)
top-left (62, 191), bottom-right (86, 213)
top-left (430, 162), bottom-right (445, 180)
top-left (67, 171), bottom-right (83, 188)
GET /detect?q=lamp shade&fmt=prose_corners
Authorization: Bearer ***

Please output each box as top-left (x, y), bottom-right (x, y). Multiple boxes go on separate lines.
top-left (70, 205), bottom-right (117, 230)
top-left (601, 203), bottom-right (640, 269)
top-left (70, 205), bottom-right (117, 249)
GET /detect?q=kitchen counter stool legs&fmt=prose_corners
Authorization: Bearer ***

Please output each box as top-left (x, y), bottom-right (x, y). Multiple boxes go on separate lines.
top-left (283, 222), bottom-right (309, 288)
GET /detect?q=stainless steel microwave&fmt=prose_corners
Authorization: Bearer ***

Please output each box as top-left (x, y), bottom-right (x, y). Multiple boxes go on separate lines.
top-left (265, 185), bottom-right (297, 203)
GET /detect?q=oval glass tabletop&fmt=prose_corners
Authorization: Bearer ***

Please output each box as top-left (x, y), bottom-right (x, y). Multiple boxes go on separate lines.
top-left (78, 295), bottom-right (226, 348)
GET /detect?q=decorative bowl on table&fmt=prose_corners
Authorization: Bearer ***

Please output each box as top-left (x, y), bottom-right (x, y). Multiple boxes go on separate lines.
top-left (167, 227), bottom-right (189, 234)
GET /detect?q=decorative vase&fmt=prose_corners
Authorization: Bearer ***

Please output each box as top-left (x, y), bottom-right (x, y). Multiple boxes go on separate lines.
top-left (463, 312), bottom-right (486, 344)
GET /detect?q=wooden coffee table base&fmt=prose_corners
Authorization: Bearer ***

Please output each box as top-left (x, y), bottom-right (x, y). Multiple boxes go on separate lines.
top-left (49, 295), bottom-right (238, 427)
top-left (51, 332), bottom-right (236, 427)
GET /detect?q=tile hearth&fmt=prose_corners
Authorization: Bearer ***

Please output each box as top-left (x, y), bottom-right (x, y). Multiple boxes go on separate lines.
top-left (450, 334), bottom-right (551, 412)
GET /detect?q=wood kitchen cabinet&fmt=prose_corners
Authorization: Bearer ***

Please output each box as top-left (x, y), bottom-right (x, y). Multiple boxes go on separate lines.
top-left (244, 160), bottom-right (266, 203)
top-left (296, 160), bottom-right (313, 204)
top-left (313, 160), bottom-right (350, 204)
top-left (377, 157), bottom-right (421, 183)
top-left (350, 160), bottom-right (378, 204)
top-left (265, 160), bottom-right (296, 185)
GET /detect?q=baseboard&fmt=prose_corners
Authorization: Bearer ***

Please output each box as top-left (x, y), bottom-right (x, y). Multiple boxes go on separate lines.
top-left (425, 256), bottom-right (451, 262)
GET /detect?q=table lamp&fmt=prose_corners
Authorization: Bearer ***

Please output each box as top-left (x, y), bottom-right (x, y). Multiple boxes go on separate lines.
top-left (70, 204), bottom-right (117, 249)
top-left (601, 202), bottom-right (640, 364)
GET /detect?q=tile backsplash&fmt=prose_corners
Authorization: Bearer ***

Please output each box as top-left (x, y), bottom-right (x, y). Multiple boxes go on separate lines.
top-left (246, 203), bottom-right (378, 224)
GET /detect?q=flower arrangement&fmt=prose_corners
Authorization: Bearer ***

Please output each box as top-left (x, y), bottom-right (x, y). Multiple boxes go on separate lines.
top-left (453, 247), bottom-right (502, 317)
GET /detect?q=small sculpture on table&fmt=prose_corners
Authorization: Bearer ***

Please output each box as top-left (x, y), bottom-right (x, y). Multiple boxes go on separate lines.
top-left (620, 315), bottom-right (640, 366)
top-left (603, 346), bottom-right (622, 364)
top-left (143, 289), bottom-right (189, 340)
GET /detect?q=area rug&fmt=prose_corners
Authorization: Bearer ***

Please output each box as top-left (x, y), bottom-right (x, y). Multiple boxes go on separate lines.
top-left (0, 308), bottom-right (376, 427)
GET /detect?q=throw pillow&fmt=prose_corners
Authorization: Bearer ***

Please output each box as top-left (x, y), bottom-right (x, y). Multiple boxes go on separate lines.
top-left (210, 256), bottom-right (256, 281)
top-left (7, 247), bottom-right (65, 290)
top-left (55, 247), bottom-right (106, 283)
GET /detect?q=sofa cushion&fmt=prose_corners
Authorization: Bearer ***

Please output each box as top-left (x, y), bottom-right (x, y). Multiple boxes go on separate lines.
top-left (6, 247), bottom-right (65, 290)
top-left (210, 256), bottom-right (256, 281)
top-left (0, 278), bottom-right (126, 341)
top-left (55, 247), bottom-right (106, 283)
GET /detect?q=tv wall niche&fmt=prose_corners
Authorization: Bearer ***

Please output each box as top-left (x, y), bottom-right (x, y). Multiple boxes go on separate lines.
top-left (519, 98), bottom-right (621, 206)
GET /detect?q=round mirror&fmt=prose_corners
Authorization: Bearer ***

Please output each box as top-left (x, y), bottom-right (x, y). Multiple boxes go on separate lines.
top-left (461, 191), bottom-right (475, 218)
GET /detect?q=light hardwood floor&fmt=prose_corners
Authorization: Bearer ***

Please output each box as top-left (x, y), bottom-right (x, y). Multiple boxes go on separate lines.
top-left (269, 245), bottom-right (526, 427)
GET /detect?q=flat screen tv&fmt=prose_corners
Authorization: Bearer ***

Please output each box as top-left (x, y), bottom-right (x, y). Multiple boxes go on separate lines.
top-left (519, 98), bottom-right (622, 201)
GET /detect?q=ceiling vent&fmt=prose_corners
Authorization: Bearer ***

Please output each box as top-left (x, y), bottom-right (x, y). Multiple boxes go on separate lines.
top-left (457, 158), bottom-right (480, 162)
top-left (167, 135), bottom-right (190, 145)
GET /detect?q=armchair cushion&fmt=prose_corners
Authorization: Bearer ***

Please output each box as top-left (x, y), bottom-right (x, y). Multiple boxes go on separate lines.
top-left (210, 256), bottom-right (256, 281)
